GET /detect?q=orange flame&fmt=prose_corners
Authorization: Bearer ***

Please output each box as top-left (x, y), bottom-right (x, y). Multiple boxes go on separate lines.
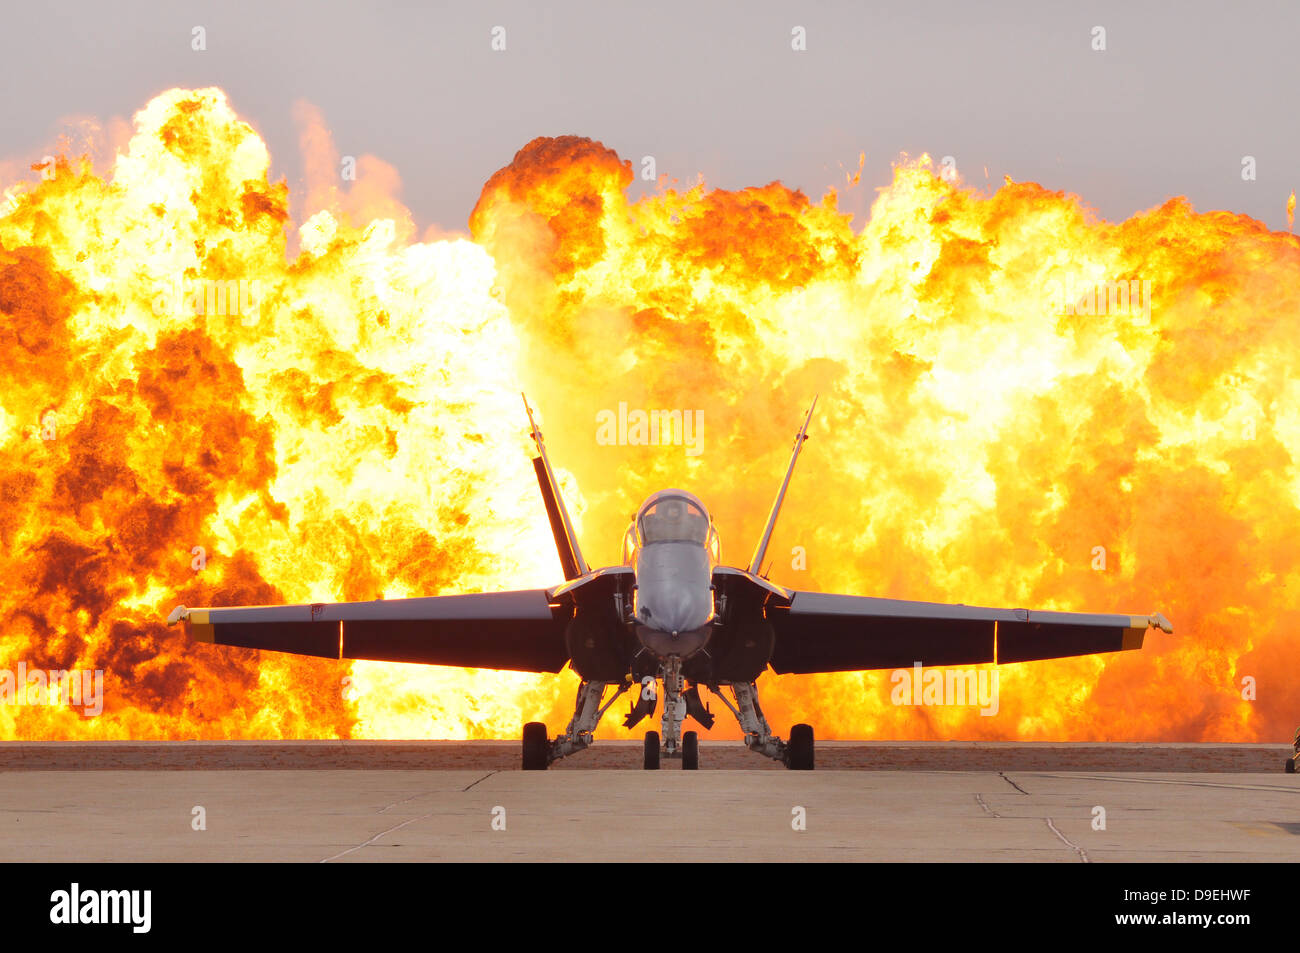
top-left (2, 88), bottom-right (1298, 744)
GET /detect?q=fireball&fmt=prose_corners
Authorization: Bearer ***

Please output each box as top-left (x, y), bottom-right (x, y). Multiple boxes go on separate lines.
top-left (1, 88), bottom-right (1297, 743)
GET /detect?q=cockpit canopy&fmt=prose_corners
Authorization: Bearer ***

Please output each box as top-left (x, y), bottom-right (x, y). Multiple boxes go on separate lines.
top-left (623, 489), bottom-right (719, 564)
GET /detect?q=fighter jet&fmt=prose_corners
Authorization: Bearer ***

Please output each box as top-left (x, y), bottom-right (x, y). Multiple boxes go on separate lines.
top-left (166, 396), bottom-right (1173, 770)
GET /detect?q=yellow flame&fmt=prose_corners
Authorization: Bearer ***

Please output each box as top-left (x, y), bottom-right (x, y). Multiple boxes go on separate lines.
top-left (1, 88), bottom-right (1298, 744)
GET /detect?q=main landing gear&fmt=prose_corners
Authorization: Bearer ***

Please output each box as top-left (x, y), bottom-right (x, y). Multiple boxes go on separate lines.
top-left (710, 680), bottom-right (815, 770)
top-left (520, 662), bottom-right (815, 771)
top-left (785, 723), bottom-right (814, 771)
top-left (521, 678), bottom-right (629, 770)
top-left (644, 730), bottom-right (660, 769)
top-left (522, 721), bottom-right (549, 770)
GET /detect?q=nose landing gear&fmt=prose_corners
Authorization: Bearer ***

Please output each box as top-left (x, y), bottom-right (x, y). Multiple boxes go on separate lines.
top-left (519, 666), bottom-right (814, 771)
top-left (644, 656), bottom-right (703, 769)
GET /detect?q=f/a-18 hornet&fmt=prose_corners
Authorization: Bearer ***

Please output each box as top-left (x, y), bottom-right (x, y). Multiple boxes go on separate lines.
top-left (167, 396), bottom-right (1173, 770)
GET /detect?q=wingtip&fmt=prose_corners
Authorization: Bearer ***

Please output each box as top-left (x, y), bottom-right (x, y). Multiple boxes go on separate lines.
top-left (797, 396), bottom-right (818, 442)
top-left (1150, 611), bottom-right (1173, 634)
top-left (165, 605), bottom-right (188, 626)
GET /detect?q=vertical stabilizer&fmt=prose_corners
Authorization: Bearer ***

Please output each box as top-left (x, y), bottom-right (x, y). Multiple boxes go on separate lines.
top-left (747, 397), bottom-right (817, 576)
top-left (523, 394), bottom-right (590, 580)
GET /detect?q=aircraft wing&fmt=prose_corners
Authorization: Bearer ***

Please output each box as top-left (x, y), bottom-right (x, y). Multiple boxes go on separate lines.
top-left (166, 589), bottom-right (570, 673)
top-left (765, 589), bottom-right (1173, 674)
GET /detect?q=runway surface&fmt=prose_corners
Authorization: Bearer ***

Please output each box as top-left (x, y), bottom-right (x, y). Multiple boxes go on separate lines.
top-left (0, 740), bottom-right (1289, 771)
top-left (1, 742), bottom-right (1297, 861)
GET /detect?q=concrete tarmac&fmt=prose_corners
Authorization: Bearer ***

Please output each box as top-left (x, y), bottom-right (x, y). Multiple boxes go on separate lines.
top-left (1, 742), bottom-right (1297, 861)
top-left (0, 740), bottom-right (1289, 771)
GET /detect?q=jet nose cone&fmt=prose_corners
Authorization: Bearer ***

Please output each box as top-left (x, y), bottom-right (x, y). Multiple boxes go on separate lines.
top-left (649, 587), bottom-right (705, 633)
top-left (640, 583), bottom-right (713, 635)
top-left (634, 540), bottom-right (714, 636)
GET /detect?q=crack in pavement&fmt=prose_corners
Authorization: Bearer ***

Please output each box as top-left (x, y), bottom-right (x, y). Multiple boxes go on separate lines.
top-left (462, 771), bottom-right (497, 792)
top-left (322, 772), bottom-right (499, 861)
top-left (373, 771), bottom-right (498, 814)
top-left (999, 772), bottom-right (1030, 795)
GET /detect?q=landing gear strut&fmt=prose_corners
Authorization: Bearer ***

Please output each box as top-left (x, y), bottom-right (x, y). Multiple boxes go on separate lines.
top-left (519, 678), bottom-right (628, 770)
top-left (641, 657), bottom-right (703, 769)
top-left (711, 680), bottom-right (815, 770)
top-left (521, 663), bottom-right (810, 770)
top-left (659, 656), bottom-right (685, 760)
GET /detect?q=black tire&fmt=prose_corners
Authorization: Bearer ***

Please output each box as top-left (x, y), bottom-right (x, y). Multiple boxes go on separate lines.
top-left (1287, 757), bottom-right (1296, 774)
top-left (682, 731), bottom-right (699, 770)
top-left (786, 723), bottom-right (814, 771)
top-left (522, 721), bottom-right (549, 770)
top-left (644, 730), bottom-right (660, 770)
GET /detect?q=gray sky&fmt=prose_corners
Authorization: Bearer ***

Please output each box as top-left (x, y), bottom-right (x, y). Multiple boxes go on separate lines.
top-left (2, 0), bottom-right (1297, 232)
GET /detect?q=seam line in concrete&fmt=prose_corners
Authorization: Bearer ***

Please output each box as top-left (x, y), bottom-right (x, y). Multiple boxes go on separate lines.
top-left (1045, 817), bottom-right (1090, 863)
top-left (377, 792), bottom-right (435, 815)
top-left (1031, 773), bottom-right (1300, 794)
top-left (319, 813), bottom-right (436, 863)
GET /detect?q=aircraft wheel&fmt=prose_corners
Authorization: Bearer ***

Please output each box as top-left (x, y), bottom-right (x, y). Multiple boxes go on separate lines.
top-left (786, 723), bottom-right (814, 770)
top-left (522, 721), bottom-right (549, 770)
top-left (644, 730), bottom-right (660, 770)
top-left (682, 731), bottom-right (699, 770)
top-left (1287, 757), bottom-right (1296, 774)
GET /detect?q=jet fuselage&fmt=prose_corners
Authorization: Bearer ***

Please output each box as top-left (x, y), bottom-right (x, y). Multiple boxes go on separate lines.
top-left (625, 489), bottom-right (717, 661)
